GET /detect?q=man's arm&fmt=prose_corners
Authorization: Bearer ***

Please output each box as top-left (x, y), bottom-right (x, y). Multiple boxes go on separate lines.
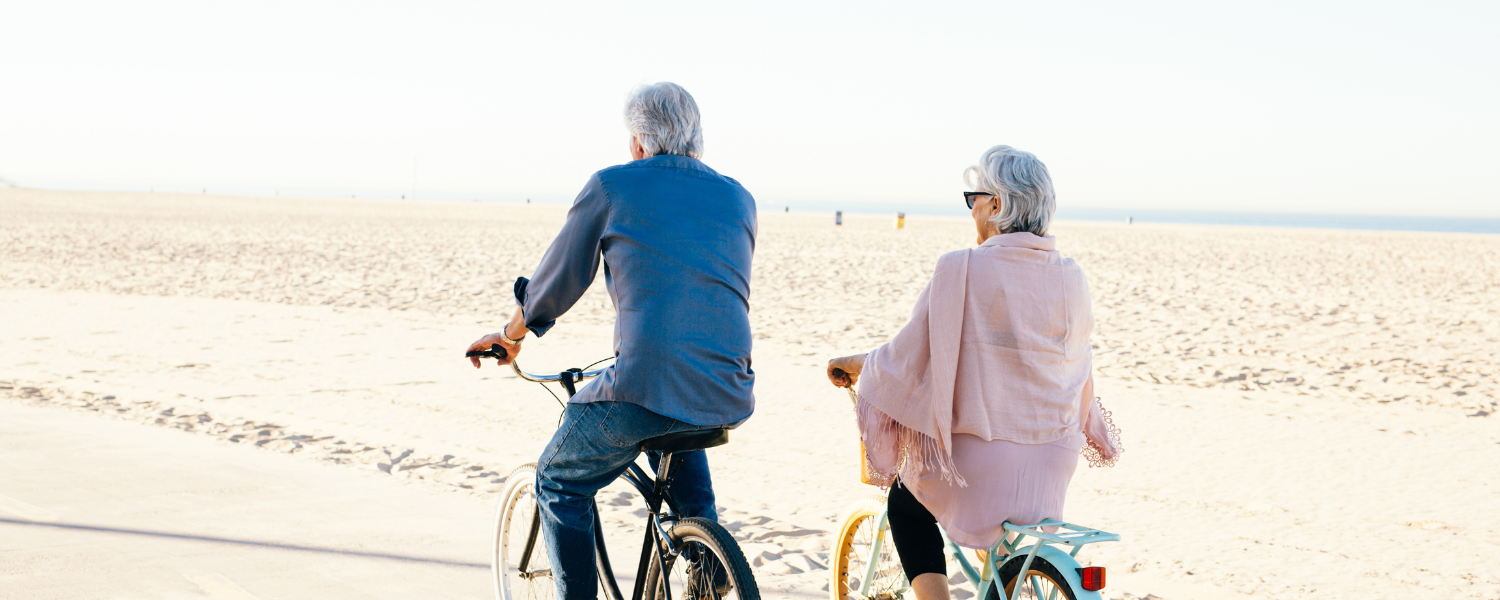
top-left (464, 175), bottom-right (608, 368)
top-left (516, 174), bottom-right (610, 337)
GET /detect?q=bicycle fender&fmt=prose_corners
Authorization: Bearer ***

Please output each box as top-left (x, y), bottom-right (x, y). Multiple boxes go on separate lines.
top-left (997, 544), bottom-right (1101, 600)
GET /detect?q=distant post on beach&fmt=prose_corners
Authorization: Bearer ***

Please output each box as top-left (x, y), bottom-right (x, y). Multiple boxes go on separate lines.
top-left (1128, 216), bottom-right (1134, 224)
top-left (835, 211), bottom-right (843, 226)
top-left (896, 212), bottom-right (906, 229)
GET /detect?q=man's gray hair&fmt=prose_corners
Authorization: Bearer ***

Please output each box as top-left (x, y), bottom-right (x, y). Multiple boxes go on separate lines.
top-left (624, 82), bottom-right (704, 159)
top-left (963, 145), bottom-right (1056, 237)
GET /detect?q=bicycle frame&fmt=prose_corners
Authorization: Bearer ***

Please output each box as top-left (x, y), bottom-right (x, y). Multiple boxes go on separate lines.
top-left (835, 388), bottom-right (1118, 600)
top-left (853, 507), bottom-right (1117, 600)
top-left (506, 356), bottom-right (689, 600)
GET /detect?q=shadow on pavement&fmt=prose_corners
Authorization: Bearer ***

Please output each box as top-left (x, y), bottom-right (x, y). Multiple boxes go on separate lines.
top-left (0, 517), bottom-right (488, 569)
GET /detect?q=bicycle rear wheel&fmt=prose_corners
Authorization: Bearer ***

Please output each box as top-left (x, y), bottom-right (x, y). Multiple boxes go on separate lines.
top-left (829, 496), bottom-right (907, 600)
top-left (996, 555), bottom-right (1078, 600)
top-left (494, 463), bottom-right (557, 600)
top-left (642, 517), bottom-right (759, 600)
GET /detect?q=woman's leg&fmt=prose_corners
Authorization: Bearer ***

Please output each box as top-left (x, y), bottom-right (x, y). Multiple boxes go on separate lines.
top-left (887, 480), bottom-right (950, 600)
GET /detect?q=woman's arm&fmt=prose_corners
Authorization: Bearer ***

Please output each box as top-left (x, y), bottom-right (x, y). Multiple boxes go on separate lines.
top-left (825, 274), bottom-right (936, 392)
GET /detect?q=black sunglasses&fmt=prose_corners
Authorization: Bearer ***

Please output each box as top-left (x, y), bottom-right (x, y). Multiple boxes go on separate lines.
top-left (963, 191), bottom-right (994, 210)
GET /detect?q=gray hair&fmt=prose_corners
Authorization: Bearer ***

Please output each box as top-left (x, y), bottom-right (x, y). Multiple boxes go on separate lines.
top-left (624, 82), bottom-right (704, 159)
top-left (963, 145), bottom-right (1056, 237)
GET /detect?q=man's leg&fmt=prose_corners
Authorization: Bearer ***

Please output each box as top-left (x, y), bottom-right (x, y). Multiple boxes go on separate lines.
top-left (647, 450), bottom-right (717, 522)
top-left (535, 401), bottom-right (651, 600)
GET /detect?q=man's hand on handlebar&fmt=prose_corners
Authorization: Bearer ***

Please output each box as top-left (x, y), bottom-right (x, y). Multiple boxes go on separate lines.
top-left (467, 311), bottom-right (531, 368)
top-left (826, 353), bottom-right (868, 388)
top-left (466, 332), bottom-right (521, 367)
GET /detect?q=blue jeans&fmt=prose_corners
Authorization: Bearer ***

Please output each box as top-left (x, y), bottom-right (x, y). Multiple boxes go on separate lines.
top-left (535, 401), bottom-right (727, 600)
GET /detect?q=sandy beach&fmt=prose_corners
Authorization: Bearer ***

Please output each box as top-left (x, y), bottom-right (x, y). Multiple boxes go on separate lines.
top-left (2, 187), bottom-right (1497, 600)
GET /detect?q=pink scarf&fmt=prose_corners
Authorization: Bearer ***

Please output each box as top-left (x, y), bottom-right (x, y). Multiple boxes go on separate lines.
top-left (855, 234), bottom-right (1121, 487)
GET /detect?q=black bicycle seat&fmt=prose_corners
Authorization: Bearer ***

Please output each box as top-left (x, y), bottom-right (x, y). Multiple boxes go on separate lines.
top-left (640, 428), bottom-right (729, 453)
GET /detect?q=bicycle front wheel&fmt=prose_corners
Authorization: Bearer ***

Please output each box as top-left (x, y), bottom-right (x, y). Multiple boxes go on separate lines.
top-left (829, 496), bottom-right (907, 600)
top-left (494, 463), bottom-right (557, 600)
top-left (643, 517), bottom-right (760, 600)
top-left (996, 555), bottom-right (1078, 600)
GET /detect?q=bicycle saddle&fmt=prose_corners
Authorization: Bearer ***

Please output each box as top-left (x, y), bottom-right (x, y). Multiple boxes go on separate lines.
top-left (640, 428), bottom-right (729, 452)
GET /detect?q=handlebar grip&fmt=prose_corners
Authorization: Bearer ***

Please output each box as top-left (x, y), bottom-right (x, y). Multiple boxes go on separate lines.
top-left (466, 343), bottom-right (509, 359)
top-left (831, 368), bottom-right (850, 386)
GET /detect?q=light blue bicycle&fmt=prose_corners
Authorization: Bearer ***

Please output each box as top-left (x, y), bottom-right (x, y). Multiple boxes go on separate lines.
top-left (827, 389), bottom-right (1119, 600)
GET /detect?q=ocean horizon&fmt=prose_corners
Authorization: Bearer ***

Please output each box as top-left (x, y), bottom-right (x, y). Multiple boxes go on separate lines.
top-left (8, 185), bottom-right (1497, 236)
top-left (762, 201), bottom-right (1500, 235)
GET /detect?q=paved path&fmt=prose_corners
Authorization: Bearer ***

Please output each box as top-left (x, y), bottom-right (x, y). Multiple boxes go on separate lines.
top-left (0, 402), bottom-right (494, 599)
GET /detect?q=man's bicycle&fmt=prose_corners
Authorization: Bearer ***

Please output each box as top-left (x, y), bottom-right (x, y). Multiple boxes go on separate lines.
top-left (468, 345), bottom-right (760, 600)
top-left (827, 373), bottom-right (1118, 600)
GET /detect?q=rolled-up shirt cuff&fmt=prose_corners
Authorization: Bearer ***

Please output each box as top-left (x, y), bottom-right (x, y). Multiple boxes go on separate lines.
top-left (512, 276), bottom-right (557, 337)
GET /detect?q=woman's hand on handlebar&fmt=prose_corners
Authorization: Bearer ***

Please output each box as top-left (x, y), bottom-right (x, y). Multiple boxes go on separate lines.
top-left (466, 332), bottom-right (521, 368)
top-left (826, 353), bottom-right (867, 388)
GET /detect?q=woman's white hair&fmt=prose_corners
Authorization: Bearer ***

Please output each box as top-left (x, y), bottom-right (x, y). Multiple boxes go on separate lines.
top-left (624, 82), bottom-right (704, 159)
top-left (963, 145), bottom-right (1056, 237)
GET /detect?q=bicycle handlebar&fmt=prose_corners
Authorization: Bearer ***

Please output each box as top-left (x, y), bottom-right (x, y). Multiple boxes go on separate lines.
top-left (466, 344), bottom-right (610, 384)
top-left (830, 368), bottom-right (851, 386)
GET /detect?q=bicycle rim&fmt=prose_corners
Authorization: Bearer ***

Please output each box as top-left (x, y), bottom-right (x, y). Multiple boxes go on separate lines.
top-left (830, 497), bottom-right (907, 600)
top-left (496, 464), bottom-right (557, 600)
top-left (998, 557), bottom-right (1077, 600)
top-left (645, 517), bottom-right (760, 600)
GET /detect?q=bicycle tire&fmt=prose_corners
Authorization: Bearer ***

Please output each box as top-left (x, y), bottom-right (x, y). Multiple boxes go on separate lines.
top-left (642, 516), bottom-right (760, 600)
top-left (494, 463), bottom-right (557, 600)
top-left (994, 554), bottom-right (1078, 600)
top-left (829, 495), bottom-right (907, 600)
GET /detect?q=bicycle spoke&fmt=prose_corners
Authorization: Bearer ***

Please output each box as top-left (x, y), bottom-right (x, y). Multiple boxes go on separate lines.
top-left (1008, 569), bottom-right (1066, 600)
top-left (846, 514), bottom-right (905, 600)
top-left (658, 538), bottom-right (746, 600)
top-left (500, 478), bottom-right (557, 600)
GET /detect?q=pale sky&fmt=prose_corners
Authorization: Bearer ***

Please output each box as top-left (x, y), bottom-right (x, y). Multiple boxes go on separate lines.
top-left (3, 1), bottom-right (1497, 216)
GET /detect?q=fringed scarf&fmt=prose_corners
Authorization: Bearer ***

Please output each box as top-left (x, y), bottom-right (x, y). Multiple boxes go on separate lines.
top-left (854, 248), bottom-right (971, 487)
top-left (853, 240), bottom-right (1123, 489)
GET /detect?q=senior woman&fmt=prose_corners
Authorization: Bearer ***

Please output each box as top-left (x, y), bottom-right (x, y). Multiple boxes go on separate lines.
top-left (826, 145), bottom-right (1121, 600)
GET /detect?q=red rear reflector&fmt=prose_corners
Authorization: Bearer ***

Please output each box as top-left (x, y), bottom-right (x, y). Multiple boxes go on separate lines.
top-left (1078, 566), bottom-right (1105, 591)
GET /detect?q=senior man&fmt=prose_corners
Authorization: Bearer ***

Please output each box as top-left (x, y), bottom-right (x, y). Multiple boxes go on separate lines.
top-left (465, 82), bottom-right (756, 599)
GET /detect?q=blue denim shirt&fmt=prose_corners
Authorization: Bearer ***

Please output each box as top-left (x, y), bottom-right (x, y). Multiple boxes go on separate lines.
top-left (516, 154), bottom-right (757, 426)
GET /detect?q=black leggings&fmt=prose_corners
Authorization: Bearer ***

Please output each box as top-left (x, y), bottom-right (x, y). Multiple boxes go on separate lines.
top-left (887, 479), bottom-right (947, 581)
